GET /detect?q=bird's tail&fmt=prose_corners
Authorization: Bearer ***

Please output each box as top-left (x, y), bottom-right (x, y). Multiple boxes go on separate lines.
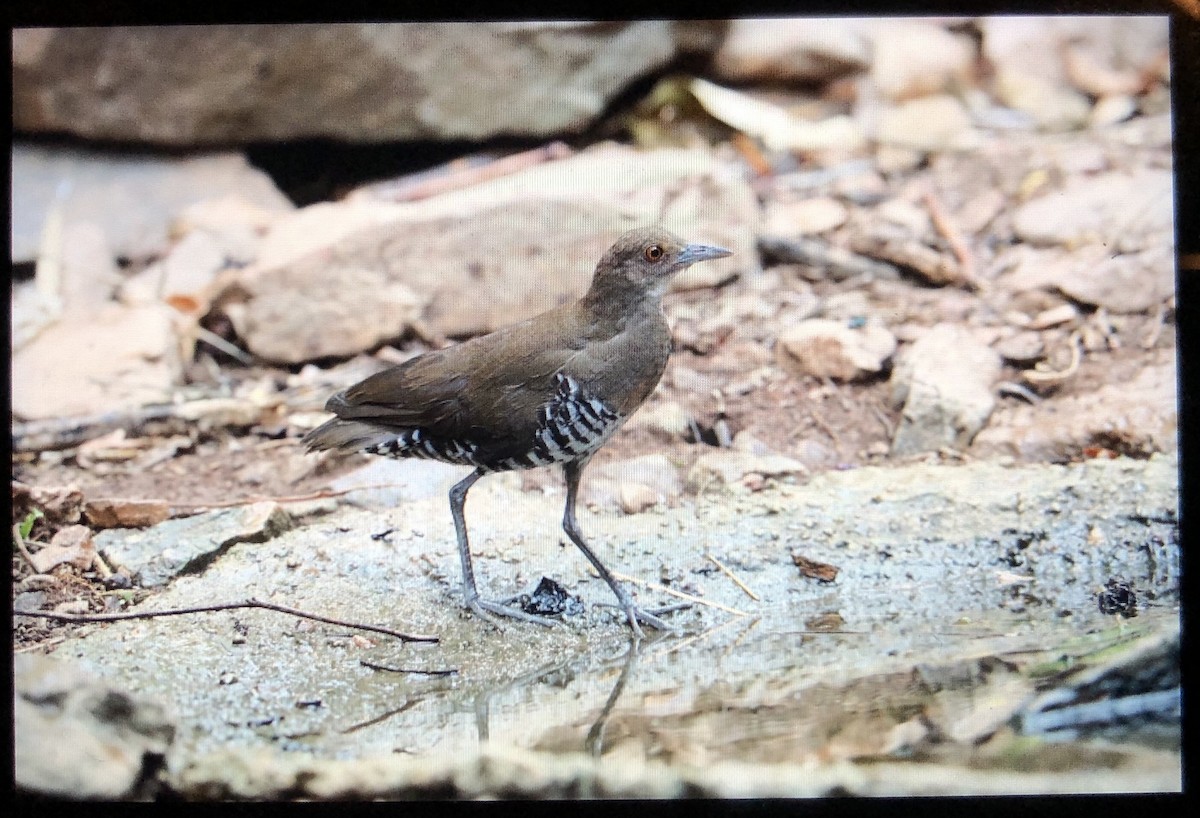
top-left (302, 418), bottom-right (400, 453)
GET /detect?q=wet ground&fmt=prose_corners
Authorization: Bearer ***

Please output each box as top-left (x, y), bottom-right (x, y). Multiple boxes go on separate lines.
top-left (46, 452), bottom-right (1180, 796)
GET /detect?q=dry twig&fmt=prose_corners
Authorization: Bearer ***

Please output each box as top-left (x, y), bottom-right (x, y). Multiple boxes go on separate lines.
top-left (13, 597), bottom-right (438, 643)
top-left (610, 571), bottom-right (750, 617)
top-left (1023, 330), bottom-right (1083, 385)
top-left (704, 553), bottom-right (761, 601)
top-left (12, 523), bottom-right (38, 572)
top-left (924, 189), bottom-right (982, 291)
top-left (362, 141), bottom-right (573, 202)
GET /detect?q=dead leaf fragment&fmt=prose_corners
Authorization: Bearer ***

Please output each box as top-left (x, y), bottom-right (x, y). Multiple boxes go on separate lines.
top-left (84, 499), bottom-right (171, 529)
top-left (792, 553), bottom-right (840, 583)
top-left (29, 525), bottom-right (96, 573)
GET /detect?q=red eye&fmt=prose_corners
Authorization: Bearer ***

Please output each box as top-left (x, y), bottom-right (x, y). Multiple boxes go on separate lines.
top-left (644, 245), bottom-right (664, 262)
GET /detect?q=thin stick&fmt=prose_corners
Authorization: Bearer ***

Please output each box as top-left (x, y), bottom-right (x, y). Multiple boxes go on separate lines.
top-left (15, 635), bottom-right (68, 653)
top-left (360, 661), bottom-right (458, 676)
top-left (704, 553), bottom-right (761, 601)
top-left (194, 326), bottom-right (255, 366)
top-left (924, 188), bottom-right (981, 290)
top-left (1141, 303), bottom-right (1166, 350)
top-left (91, 551), bottom-right (114, 579)
top-left (14, 597), bottom-right (438, 643)
top-left (170, 483), bottom-right (415, 514)
top-left (807, 405), bottom-right (842, 449)
top-left (870, 403), bottom-right (895, 439)
top-left (1023, 330), bottom-right (1082, 384)
top-left (610, 571), bottom-right (750, 617)
top-left (368, 141), bottom-right (572, 202)
top-left (12, 523), bottom-right (38, 572)
top-left (647, 614), bottom-right (751, 659)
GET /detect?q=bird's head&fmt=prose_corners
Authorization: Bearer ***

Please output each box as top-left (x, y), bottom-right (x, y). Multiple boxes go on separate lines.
top-left (589, 226), bottom-right (732, 303)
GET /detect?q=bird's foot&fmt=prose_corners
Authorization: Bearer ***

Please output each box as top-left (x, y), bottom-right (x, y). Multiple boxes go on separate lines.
top-left (466, 596), bottom-right (563, 629)
top-left (598, 601), bottom-right (690, 637)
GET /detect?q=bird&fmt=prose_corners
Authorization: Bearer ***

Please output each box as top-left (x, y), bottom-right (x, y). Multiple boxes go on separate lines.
top-left (303, 226), bottom-right (732, 637)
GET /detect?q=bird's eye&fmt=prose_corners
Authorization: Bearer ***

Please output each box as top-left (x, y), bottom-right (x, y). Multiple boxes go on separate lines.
top-left (644, 245), bottom-right (664, 262)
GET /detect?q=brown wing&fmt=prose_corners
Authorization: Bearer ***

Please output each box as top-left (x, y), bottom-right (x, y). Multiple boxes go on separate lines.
top-left (324, 304), bottom-right (590, 443)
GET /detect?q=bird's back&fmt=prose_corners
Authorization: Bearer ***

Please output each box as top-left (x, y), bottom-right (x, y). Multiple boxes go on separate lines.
top-left (303, 298), bottom-right (671, 470)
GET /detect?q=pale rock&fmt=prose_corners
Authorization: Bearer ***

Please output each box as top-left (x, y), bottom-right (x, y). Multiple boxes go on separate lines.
top-left (890, 323), bottom-right (1001, 455)
top-left (690, 79), bottom-right (867, 153)
top-left (584, 454), bottom-right (683, 513)
top-left (993, 69), bottom-right (1091, 132)
top-left (688, 451), bottom-right (808, 490)
top-left (10, 281), bottom-right (63, 352)
top-left (11, 303), bottom-right (179, 420)
top-left (173, 193), bottom-right (287, 239)
top-left (626, 401), bottom-right (695, 438)
top-left (158, 230), bottom-right (228, 305)
top-left (873, 145), bottom-right (924, 175)
top-left (973, 360), bottom-right (1177, 460)
top-left (670, 367), bottom-right (721, 396)
top-left (11, 144), bottom-right (293, 263)
top-left (57, 221), bottom-right (121, 307)
top-left (876, 198), bottom-right (932, 235)
top-left (1027, 303), bottom-right (1079, 330)
top-left (793, 438), bottom-right (837, 470)
top-left (1056, 244), bottom-right (1174, 314)
top-left (1089, 94), bottom-right (1138, 128)
top-left (764, 197), bottom-right (849, 236)
top-left (993, 331), bottom-right (1045, 364)
top-left (776, 319), bottom-right (897, 382)
top-left (329, 457), bottom-right (471, 508)
top-left (15, 654), bottom-right (174, 799)
top-left (223, 144), bottom-right (757, 362)
top-left (866, 20), bottom-right (976, 101)
top-left (982, 16), bottom-right (1166, 93)
top-left (820, 290), bottom-right (871, 321)
top-left (95, 502), bottom-right (294, 587)
top-left (711, 18), bottom-right (870, 84)
top-left (954, 189), bottom-right (1006, 235)
top-left (619, 483), bottom-right (660, 515)
top-left (252, 200), bottom-right (410, 272)
top-left (876, 95), bottom-right (974, 152)
top-left (1012, 170), bottom-right (1173, 249)
top-left (731, 430), bottom-right (772, 456)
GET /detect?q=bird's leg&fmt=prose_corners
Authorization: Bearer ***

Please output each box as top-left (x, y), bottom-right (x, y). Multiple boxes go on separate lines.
top-left (561, 459), bottom-right (679, 637)
top-left (449, 468), bottom-right (559, 628)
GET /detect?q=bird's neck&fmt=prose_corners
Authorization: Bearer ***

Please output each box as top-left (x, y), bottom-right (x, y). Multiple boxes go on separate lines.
top-left (578, 274), bottom-right (666, 336)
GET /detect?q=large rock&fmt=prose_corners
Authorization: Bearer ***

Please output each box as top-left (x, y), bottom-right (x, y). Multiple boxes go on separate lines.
top-left (1055, 245), bottom-right (1175, 314)
top-left (875, 95), bottom-right (974, 152)
top-left (220, 144), bottom-right (759, 363)
top-left (95, 502), bottom-right (294, 588)
top-left (1011, 169), bottom-right (1173, 250)
top-left (13, 23), bottom-right (713, 145)
top-left (776, 319), bottom-right (896, 382)
top-left (981, 17), bottom-right (1167, 132)
top-left (972, 360), bottom-right (1177, 460)
top-left (15, 653), bottom-right (175, 799)
top-left (890, 324), bottom-right (1001, 455)
top-left (710, 19), bottom-right (870, 84)
top-left (865, 19), bottom-right (976, 101)
top-left (583, 454), bottom-right (684, 514)
top-left (981, 17), bottom-right (1167, 93)
top-left (10, 143), bottom-right (294, 264)
top-left (687, 451), bottom-right (808, 491)
top-left (11, 301), bottom-right (180, 421)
